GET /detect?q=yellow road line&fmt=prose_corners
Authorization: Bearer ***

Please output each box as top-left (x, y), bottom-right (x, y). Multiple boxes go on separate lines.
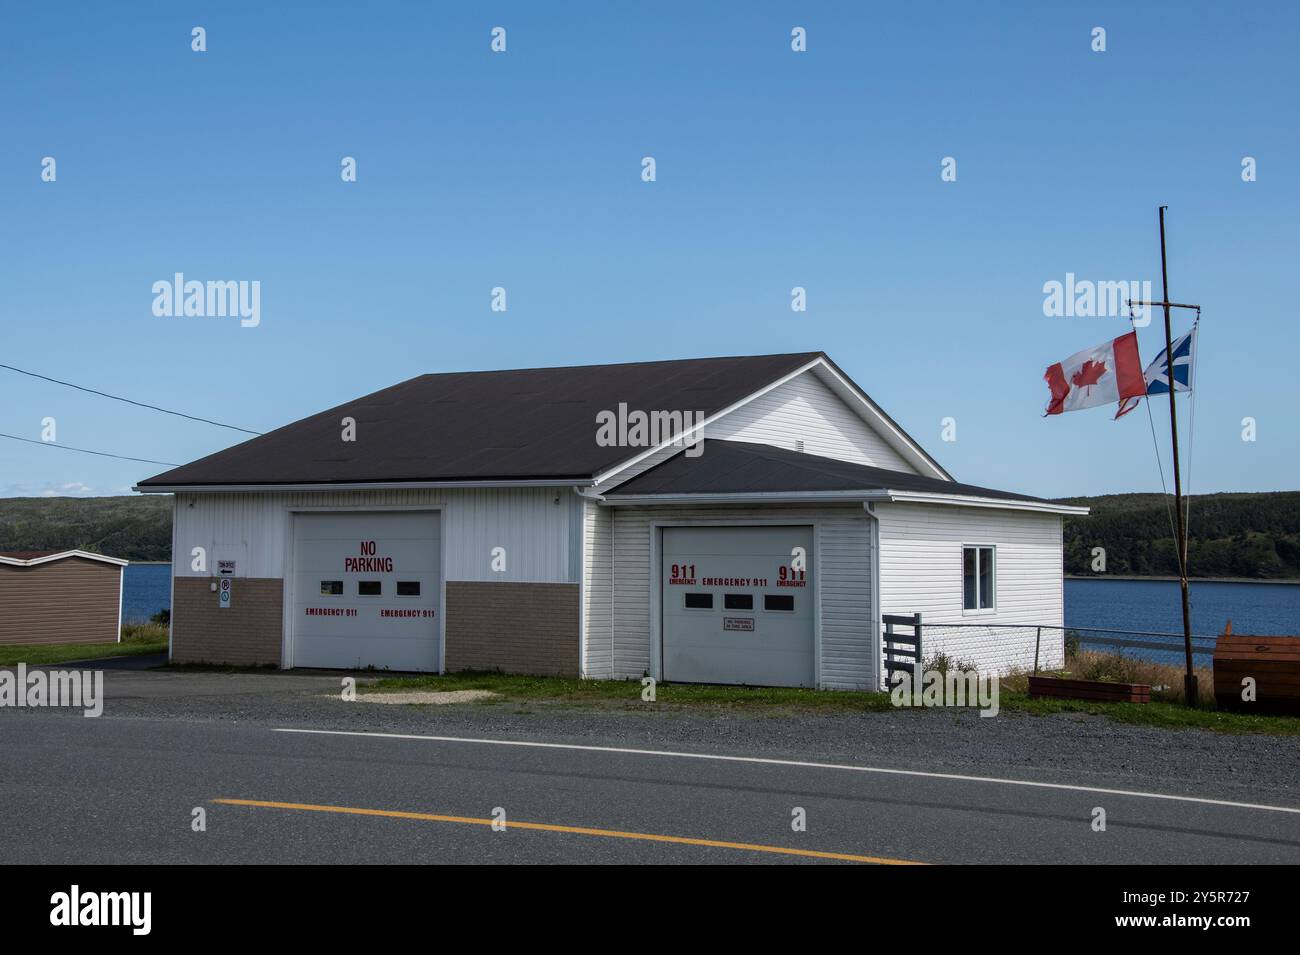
top-left (213, 797), bottom-right (924, 865)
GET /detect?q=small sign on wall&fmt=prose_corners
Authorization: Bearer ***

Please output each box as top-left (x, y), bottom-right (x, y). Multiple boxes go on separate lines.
top-left (218, 577), bottom-right (232, 609)
top-left (723, 617), bottom-right (754, 632)
top-left (218, 560), bottom-right (236, 576)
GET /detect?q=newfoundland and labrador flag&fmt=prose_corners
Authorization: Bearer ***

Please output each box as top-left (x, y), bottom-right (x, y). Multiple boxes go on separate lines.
top-left (1114, 325), bottom-right (1197, 419)
top-left (1043, 331), bottom-right (1146, 415)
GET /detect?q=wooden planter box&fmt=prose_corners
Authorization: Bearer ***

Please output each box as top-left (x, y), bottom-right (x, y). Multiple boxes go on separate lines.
top-left (1028, 675), bottom-right (1151, 704)
top-left (1213, 634), bottom-right (1300, 715)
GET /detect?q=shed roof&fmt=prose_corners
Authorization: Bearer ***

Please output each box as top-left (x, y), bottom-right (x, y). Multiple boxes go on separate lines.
top-left (0, 549), bottom-right (129, 568)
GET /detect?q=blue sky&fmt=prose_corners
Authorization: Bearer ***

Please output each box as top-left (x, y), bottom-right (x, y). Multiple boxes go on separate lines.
top-left (1, 1), bottom-right (1296, 499)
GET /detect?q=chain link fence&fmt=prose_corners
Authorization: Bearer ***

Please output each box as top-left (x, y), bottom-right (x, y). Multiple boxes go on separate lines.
top-left (900, 620), bottom-right (1217, 672)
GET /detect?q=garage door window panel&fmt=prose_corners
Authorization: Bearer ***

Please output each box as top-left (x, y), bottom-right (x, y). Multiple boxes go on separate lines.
top-left (763, 594), bottom-right (794, 612)
top-left (396, 581), bottom-right (421, 596)
top-left (724, 593), bottom-right (753, 610)
top-left (358, 581), bottom-right (382, 596)
top-left (320, 580), bottom-right (343, 596)
top-left (683, 592), bottom-right (713, 610)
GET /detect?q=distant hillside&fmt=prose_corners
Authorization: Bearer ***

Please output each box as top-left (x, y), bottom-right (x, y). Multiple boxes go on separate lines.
top-left (1058, 491), bottom-right (1300, 580)
top-left (0, 495), bottom-right (172, 562)
top-left (3, 490), bottom-right (1298, 579)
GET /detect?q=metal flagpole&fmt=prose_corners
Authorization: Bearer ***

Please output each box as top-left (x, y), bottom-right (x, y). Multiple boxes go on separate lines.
top-left (1158, 207), bottom-right (1197, 707)
top-left (1129, 206), bottom-right (1200, 707)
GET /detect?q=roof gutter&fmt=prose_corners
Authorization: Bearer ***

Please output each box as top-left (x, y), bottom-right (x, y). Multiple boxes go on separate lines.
top-left (592, 490), bottom-right (890, 506)
top-left (879, 491), bottom-right (1089, 516)
top-left (588, 488), bottom-right (1088, 515)
top-left (133, 478), bottom-right (597, 494)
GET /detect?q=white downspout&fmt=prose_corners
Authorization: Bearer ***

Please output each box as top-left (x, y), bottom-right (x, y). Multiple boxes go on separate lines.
top-left (863, 502), bottom-right (882, 690)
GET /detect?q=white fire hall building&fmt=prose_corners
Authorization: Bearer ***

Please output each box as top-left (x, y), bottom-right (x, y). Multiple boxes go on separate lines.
top-left (136, 352), bottom-right (1083, 689)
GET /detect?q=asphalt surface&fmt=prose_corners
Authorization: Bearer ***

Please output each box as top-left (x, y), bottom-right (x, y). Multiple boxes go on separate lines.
top-left (3, 667), bottom-right (1300, 864)
top-left (61, 652), bottom-right (169, 670)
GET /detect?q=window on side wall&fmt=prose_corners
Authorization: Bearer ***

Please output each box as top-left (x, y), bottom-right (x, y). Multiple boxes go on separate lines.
top-left (962, 545), bottom-right (995, 612)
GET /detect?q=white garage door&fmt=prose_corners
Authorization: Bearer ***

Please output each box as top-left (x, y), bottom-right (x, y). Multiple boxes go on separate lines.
top-left (661, 526), bottom-right (814, 687)
top-left (292, 512), bottom-right (440, 671)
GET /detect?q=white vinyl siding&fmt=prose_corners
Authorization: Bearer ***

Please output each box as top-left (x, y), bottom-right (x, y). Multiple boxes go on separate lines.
top-left (173, 487), bottom-right (575, 583)
top-left (582, 498), bottom-right (613, 678)
top-left (598, 368), bottom-right (922, 490)
top-left (875, 503), bottom-right (1064, 673)
top-left (713, 370), bottom-right (917, 472)
top-left (600, 503), bottom-right (875, 690)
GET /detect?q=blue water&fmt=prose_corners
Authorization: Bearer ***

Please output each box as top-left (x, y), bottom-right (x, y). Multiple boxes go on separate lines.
top-left (1064, 578), bottom-right (1300, 637)
top-left (1064, 577), bottom-right (1300, 663)
top-left (122, 563), bottom-right (172, 623)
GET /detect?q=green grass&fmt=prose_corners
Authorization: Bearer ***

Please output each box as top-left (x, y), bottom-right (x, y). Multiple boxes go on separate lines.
top-left (993, 650), bottom-right (1300, 733)
top-left (0, 622), bottom-right (168, 666)
top-left (995, 690), bottom-right (1300, 735)
top-left (367, 669), bottom-right (1300, 735)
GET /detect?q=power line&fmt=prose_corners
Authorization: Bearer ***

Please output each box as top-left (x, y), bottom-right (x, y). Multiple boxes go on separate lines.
top-left (0, 432), bottom-right (179, 467)
top-left (0, 362), bottom-right (263, 435)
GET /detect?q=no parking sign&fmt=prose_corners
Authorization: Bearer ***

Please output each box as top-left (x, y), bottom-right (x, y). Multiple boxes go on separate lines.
top-left (218, 577), bottom-right (232, 609)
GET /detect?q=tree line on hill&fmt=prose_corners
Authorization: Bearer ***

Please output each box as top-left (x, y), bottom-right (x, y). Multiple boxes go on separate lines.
top-left (1058, 491), bottom-right (1300, 579)
top-left (0, 495), bottom-right (172, 562)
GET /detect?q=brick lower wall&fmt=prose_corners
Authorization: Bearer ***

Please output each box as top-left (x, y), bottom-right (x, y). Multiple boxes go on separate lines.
top-left (445, 581), bottom-right (580, 677)
top-left (172, 577), bottom-right (283, 666)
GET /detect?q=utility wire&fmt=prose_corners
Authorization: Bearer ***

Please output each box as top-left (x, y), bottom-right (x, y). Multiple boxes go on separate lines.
top-left (0, 432), bottom-right (179, 467)
top-left (0, 362), bottom-right (263, 435)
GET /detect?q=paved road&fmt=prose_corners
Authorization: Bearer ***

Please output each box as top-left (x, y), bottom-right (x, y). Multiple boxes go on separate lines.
top-left (3, 707), bottom-right (1299, 864)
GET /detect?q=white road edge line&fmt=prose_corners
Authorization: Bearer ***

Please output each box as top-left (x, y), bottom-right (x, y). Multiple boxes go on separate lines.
top-left (273, 727), bottom-right (1300, 816)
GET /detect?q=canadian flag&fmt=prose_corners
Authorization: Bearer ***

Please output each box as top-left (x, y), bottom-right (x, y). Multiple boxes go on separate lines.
top-left (1044, 331), bottom-right (1146, 415)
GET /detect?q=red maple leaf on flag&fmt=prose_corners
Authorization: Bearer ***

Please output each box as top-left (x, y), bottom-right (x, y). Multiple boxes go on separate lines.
top-left (1072, 359), bottom-right (1107, 394)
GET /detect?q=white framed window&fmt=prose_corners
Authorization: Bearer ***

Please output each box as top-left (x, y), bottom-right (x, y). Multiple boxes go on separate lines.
top-left (962, 545), bottom-right (996, 613)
